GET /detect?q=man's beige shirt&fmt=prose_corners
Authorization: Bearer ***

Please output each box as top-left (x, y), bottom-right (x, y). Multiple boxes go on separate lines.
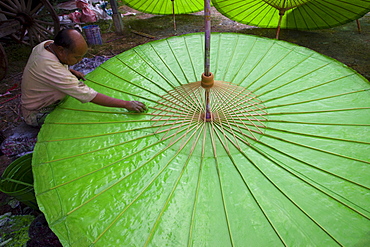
top-left (21, 40), bottom-right (98, 111)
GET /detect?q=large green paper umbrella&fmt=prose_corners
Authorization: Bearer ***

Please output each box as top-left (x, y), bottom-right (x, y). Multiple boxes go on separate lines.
top-left (33, 33), bottom-right (370, 246)
top-left (212, 0), bottom-right (370, 38)
top-left (122, 0), bottom-right (204, 15)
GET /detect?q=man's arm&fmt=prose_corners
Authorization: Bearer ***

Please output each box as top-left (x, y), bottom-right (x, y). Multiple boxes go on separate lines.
top-left (90, 93), bottom-right (147, 112)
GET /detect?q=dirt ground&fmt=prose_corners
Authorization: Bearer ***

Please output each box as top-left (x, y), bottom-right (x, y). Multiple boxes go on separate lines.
top-left (0, 5), bottom-right (369, 245)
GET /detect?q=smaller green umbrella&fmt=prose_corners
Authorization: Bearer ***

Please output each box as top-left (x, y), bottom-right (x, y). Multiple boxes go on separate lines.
top-left (122, 0), bottom-right (204, 29)
top-left (122, 0), bottom-right (203, 14)
top-left (212, 0), bottom-right (370, 38)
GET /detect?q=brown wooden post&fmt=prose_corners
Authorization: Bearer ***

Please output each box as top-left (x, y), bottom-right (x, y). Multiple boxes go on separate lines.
top-left (109, 0), bottom-right (124, 34)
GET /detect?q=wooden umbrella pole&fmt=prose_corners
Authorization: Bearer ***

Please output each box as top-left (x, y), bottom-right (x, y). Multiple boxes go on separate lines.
top-left (276, 9), bottom-right (285, 39)
top-left (202, 0), bottom-right (213, 121)
top-left (356, 19), bottom-right (361, 33)
top-left (204, 0), bottom-right (211, 76)
top-left (172, 0), bottom-right (176, 30)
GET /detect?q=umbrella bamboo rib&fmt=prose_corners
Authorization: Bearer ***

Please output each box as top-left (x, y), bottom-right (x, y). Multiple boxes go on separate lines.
top-left (252, 5), bottom-right (276, 27)
top-left (168, 84), bottom-right (205, 112)
top-left (219, 127), bottom-right (368, 240)
top-left (35, 121), bottom-right (190, 164)
top-left (45, 119), bottom-right (165, 125)
top-left (152, 96), bottom-right (196, 116)
top-left (267, 107), bottom-right (370, 115)
top-left (48, 123), bottom-right (200, 216)
top-left (209, 123), bottom-right (235, 246)
top-left (143, 123), bottom-right (206, 246)
top-left (238, 42), bottom-right (276, 89)
top-left (39, 120), bottom-right (201, 183)
top-left (246, 54), bottom-right (319, 94)
top-left (222, 119), bottom-right (370, 171)
top-left (91, 123), bottom-right (204, 244)
top-left (165, 39), bottom-right (193, 84)
top-left (214, 116), bottom-right (236, 152)
top-left (299, 3), bottom-right (331, 28)
top-left (293, 1), bottom-right (348, 29)
top-left (128, 0), bottom-right (146, 11)
top-left (244, 49), bottom-right (299, 90)
top-left (160, 112), bottom-right (199, 145)
top-left (213, 34), bottom-right (222, 77)
top-left (87, 75), bottom-right (162, 102)
top-left (263, 89), bottom-right (370, 110)
top-left (113, 56), bottom-right (173, 92)
top-left (87, 71), bottom-right (200, 113)
top-left (212, 124), bottom-right (309, 245)
top-left (218, 37), bottom-right (240, 82)
top-left (257, 73), bottom-right (356, 103)
top-left (318, 1), bottom-right (361, 18)
top-left (246, 3), bottom-right (273, 26)
top-left (258, 127), bottom-right (370, 165)
top-left (215, 99), bottom-right (266, 140)
top-left (320, 1), bottom-right (362, 24)
top-left (36, 122), bottom-right (159, 143)
top-left (246, 122), bottom-right (369, 145)
top-left (249, 145), bottom-right (370, 218)
top-left (258, 135), bottom-right (370, 189)
top-left (251, 62), bottom-right (331, 97)
top-left (188, 128), bottom-right (208, 246)
top-left (217, 83), bottom-right (265, 109)
top-left (134, 46), bottom-right (180, 88)
top-left (152, 99), bottom-right (197, 122)
top-left (265, 119), bottom-right (370, 126)
top-left (212, 87), bottom-right (266, 117)
top-left (216, 122), bottom-right (370, 192)
top-left (228, 37), bottom-right (258, 85)
top-left (183, 36), bottom-right (202, 82)
top-left (225, 1), bottom-right (264, 22)
top-left (36, 135), bottom-right (160, 179)
top-left (293, 3), bottom-right (324, 29)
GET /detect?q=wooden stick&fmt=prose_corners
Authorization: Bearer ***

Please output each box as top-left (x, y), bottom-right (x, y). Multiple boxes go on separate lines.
top-left (131, 29), bottom-right (155, 39)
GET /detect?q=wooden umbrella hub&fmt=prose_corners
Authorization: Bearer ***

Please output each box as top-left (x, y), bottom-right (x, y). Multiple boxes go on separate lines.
top-left (151, 80), bottom-right (267, 129)
top-left (201, 72), bottom-right (214, 89)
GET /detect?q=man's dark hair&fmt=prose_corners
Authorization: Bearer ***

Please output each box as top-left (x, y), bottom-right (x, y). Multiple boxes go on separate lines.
top-left (54, 28), bottom-right (81, 51)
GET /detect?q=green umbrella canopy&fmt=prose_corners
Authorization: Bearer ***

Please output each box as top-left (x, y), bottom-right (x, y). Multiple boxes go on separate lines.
top-left (212, 0), bottom-right (370, 30)
top-left (121, 0), bottom-right (204, 15)
top-left (33, 33), bottom-right (370, 246)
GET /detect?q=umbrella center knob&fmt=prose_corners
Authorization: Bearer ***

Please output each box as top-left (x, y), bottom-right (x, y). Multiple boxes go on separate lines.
top-left (201, 72), bottom-right (214, 89)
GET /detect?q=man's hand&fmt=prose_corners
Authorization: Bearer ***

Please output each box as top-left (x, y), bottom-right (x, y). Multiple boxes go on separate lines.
top-left (125, 101), bottom-right (147, 113)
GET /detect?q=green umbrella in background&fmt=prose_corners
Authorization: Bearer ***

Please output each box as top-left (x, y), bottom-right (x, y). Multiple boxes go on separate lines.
top-left (121, 0), bottom-right (204, 29)
top-left (33, 32), bottom-right (370, 246)
top-left (121, 0), bottom-right (203, 14)
top-left (212, 0), bottom-right (370, 38)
